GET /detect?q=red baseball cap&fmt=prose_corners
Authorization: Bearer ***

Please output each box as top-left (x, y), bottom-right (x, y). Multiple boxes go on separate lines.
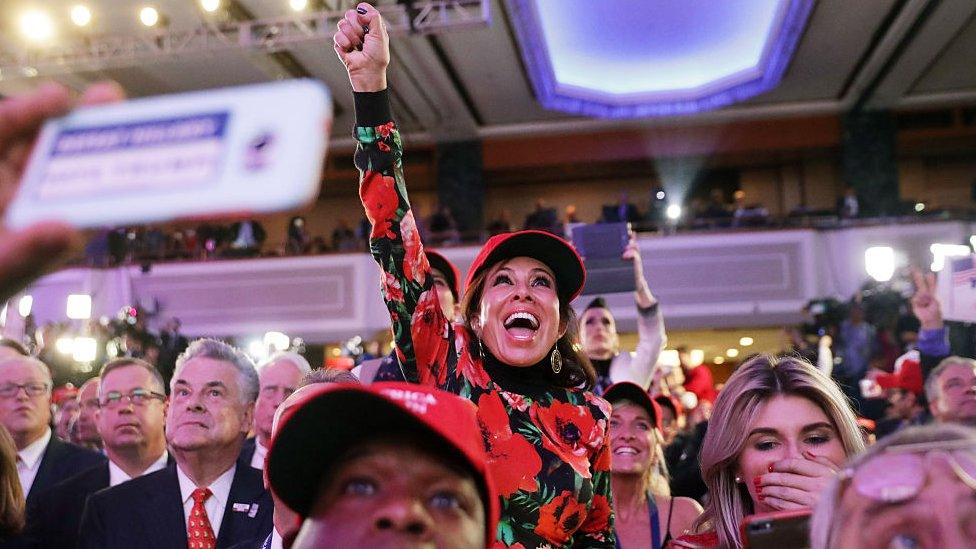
top-left (464, 230), bottom-right (585, 302)
top-left (876, 350), bottom-right (924, 395)
top-left (52, 384), bottom-right (78, 405)
top-left (426, 249), bottom-right (461, 300)
top-left (604, 382), bottom-right (663, 433)
top-left (266, 382), bottom-right (499, 546)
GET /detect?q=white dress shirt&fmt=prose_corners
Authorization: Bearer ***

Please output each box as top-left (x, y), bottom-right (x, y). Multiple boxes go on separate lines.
top-left (177, 463), bottom-right (236, 538)
top-left (269, 529), bottom-right (284, 549)
top-left (249, 441), bottom-right (268, 470)
top-left (108, 451), bottom-right (169, 487)
top-left (16, 427), bottom-right (51, 496)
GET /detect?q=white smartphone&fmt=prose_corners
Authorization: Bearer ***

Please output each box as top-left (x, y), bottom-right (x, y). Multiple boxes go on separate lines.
top-left (6, 79), bottom-right (332, 229)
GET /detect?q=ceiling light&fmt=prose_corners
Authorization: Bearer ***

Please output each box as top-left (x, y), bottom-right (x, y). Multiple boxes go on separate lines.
top-left (914, 202), bottom-right (925, 213)
top-left (713, 356), bottom-right (725, 365)
top-left (140, 6), bottom-right (160, 27)
top-left (66, 294), bottom-right (92, 320)
top-left (248, 340), bottom-right (268, 361)
top-left (930, 243), bottom-right (970, 272)
top-left (726, 348), bottom-right (739, 358)
top-left (263, 331), bottom-right (290, 352)
top-left (289, 0), bottom-right (308, 11)
top-left (18, 295), bottom-right (33, 317)
top-left (56, 336), bottom-right (75, 355)
top-left (72, 337), bottom-right (97, 362)
top-left (864, 246), bottom-right (895, 282)
top-left (655, 190), bottom-right (666, 200)
top-left (70, 5), bottom-right (92, 27)
top-left (20, 10), bottom-right (55, 42)
top-left (739, 337), bottom-right (754, 346)
top-left (689, 349), bottom-right (704, 367)
top-left (666, 204), bottom-right (682, 220)
top-left (200, 0), bottom-right (221, 12)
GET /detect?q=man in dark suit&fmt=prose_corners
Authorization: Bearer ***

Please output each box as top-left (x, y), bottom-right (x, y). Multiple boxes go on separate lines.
top-left (157, 317), bottom-right (189, 391)
top-left (79, 339), bottom-right (271, 549)
top-left (0, 357), bottom-right (104, 512)
top-left (32, 358), bottom-right (170, 548)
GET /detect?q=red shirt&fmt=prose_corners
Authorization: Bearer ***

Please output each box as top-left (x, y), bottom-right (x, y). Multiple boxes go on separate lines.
top-left (683, 366), bottom-right (718, 404)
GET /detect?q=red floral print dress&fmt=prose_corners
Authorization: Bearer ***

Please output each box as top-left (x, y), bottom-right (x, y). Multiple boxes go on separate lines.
top-left (353, 91), bottom-right (615, 548)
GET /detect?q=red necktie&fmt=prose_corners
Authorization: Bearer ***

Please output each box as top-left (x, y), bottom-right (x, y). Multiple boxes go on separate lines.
top-left (188, 487), bottom-right (216, 549)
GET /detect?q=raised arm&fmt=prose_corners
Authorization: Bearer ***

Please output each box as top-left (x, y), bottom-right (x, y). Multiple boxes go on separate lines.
top-left (335, 4), bottom-right (452, 387)
top-left (613, 233), bottom-right (666, 389)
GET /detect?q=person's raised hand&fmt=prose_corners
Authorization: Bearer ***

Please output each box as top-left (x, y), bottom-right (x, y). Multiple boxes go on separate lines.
top-left (0, 81), bottom-right (124, 302)
top-left (911, 268), bottom-right (943, 330)
top-left (333, 2), bottom-right (390, 92)
top-left (757, 452), bottom-right (840, 511)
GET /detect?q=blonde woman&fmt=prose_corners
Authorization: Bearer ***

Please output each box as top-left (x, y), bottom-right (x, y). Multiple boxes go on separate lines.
top-left (607, 382), bottom-right (702, 548)
top-left (0, 424), bottom-right (25, 543)
top-left (671, 355), bottom-right (864, 548)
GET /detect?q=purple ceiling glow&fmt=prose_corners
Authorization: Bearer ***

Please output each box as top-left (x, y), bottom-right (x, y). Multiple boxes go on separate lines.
top-left (507, 0), bottom-right (814, 118)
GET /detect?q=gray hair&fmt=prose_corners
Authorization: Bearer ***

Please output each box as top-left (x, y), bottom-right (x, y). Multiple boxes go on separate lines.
top-left (257, 351), bottom-right (312, 377)
top-left (924, 356), bottom-right (976, 404)
top-left (0, 356), bottom-right (52, 384)
top-left (99, 358), bottom-right (165, 396)
top-left (810, 423), bottom-right (976, 549)
top-left (300, 368), bottom-right (359, 387)
top-left (173, 339), bottom-right (259, 404)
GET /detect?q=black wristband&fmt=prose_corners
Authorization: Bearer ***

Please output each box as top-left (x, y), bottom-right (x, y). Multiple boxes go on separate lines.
top-left (354, 89), bottom-right (393, 128)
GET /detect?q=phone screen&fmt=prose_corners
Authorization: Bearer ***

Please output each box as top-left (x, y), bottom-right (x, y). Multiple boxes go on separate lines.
top-left (743, 512), bottom-right (811, 549)
top-left (37, 112), bottom-right (229, 202)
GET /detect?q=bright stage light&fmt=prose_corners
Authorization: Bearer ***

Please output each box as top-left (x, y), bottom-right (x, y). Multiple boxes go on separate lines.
top-left (66, 294), bottom-right (92, 320)
top-left (56, 337), bottom-right (75, 355)
top-left (666, 204), bottom-right (682, 220)
top-left (18, 296), bottom-right (33, 318)
top-left (739, 336), bottom-right (754, 347)
top-left (71, 5), bottom-right (92, 27)
top-left (201, 0), bottom-right (221, 13)
top-left (140, 6), bottom-right (160, 27)
top-left (20, 10), bottom-right (55, 42)
top-left (263, 331), bottom-right (290, 352)
top-left (726, 348), bottom-right (739, 358)
top-left (289, 0), bottom-right (308, 11)
top-left (713, 356), bottom-right (725, 365)
top-left (930, 243), bottom-right (970, 272)
top-left (689, 349), bottom-right (704, 367)
top-left (72, 337), bottom-right (97, 362)
top-left (865, 246), bottom-right (895, 282)
top-left (248, 340), bottom-right (268, 361)
top-left (914, 202), bottom-right (925, 213)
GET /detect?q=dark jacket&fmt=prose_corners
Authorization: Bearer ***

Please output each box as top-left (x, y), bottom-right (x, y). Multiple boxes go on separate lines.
top-left (78, 463), bottom-right (272, 549)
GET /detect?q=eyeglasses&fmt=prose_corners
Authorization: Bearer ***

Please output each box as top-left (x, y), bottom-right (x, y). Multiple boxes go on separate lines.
top-left (99, 388), bottom-right (166, 408)
top-left (840, 439), bottom-right (976, 503)
top-left (0, 382), bottom-right (51, 398)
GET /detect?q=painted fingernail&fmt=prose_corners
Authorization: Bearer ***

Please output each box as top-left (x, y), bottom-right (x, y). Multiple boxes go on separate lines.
top-left (356, 7), bottom-right (367, 14)
top-left (768, 463), bottom-right (775, 473)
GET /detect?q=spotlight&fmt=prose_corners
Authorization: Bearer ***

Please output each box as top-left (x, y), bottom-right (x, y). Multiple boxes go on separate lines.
top-left (689, 349), bottom-right (704, 367)
top-left (19, 10), bottom-right (55, 42)
top-left (713, 356), bottom-right (725, 365)
top-left (18, 295), bottom-right (33, 318)
top-left (739, 337), bottom-right (754, 347)
top-left (263, 331), bottom-right (290, 352)
top-left (248, 340), bottom-right (268, 361)
top-left (56, 337), bottom-right (75, 355)
top-left (666, 204), bottom-right (682, 221)
top-left (200, 0), bottom-right (220, 12)
top-left (930, 243), bottom-right (970, 272)
top-left (914, 202), bottom-right (925, 213)
top-left (72, 337), bottom-right (97, 362)
top-left (726, 348), bottom-right (739, 358)
top-left (140, 6), bottom-right (160, 27)
top-left (864, 246), bottom-right (895, 282)
top-left (70, 5), bottom-right (92, 27)
top-left (289, 0), bottom-right (309, 11)
top-left (655, 190), bottom-right (666, 201)
top-left (66, 294), bottom-right (92, 320)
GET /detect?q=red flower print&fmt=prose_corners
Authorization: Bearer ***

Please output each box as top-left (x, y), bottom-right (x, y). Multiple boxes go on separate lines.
top-left (477, 392), bottom-right (541, 497)
top-left (455, 329), bottom-right (491, 389)
top-left (530, 400), bottom-right (600, 478)
top-left (412, 289), bottom-right (450, 387)
top-left (378, 140), bottom-right (391, 152)
top-left (360, 171), bottom-right (398, 239)
top-left (534, 490), bottom-right (587, 545)
top-left (501, 391), bottom-right (530, 413)
top-left (400, 211), bottom-right (428, 285)
top-left (581, 494), bottom-right (612, 534)
top-left (382, 272), bottom-right (404, 303)
top-left (585, 391), bottom-right (613, 420)
top-left (376, 121), bottom-right (395, 138)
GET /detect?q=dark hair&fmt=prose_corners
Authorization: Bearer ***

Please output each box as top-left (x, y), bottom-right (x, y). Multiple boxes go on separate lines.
top-left (0, 425), bottom-right (24, 538)
top-left (0, 339), bottom-right (29, 357)
top-left (99, 358), bottom-right (165, 395)
top-left (300, 368), bottom-right (360, 387)
top-left (461, 268), bottom-right (596, 389)
top-left (585, 297), bottom-right (608, 311)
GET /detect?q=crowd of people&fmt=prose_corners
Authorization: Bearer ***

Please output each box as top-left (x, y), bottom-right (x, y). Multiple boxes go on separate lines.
top-left (0, 5), bottom-right (974, 549)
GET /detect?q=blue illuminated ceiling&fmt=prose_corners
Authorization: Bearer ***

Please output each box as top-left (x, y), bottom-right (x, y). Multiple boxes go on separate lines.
top-left (507, 0), bottom-right (814, 118)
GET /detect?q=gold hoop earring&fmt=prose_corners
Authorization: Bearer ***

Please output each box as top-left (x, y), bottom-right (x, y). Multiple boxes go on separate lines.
top-left (550, 347), bottom-right (562, 374)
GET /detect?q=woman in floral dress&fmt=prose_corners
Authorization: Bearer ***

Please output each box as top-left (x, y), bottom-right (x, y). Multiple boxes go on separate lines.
top-left (333, 4), bottom-right (615, 547)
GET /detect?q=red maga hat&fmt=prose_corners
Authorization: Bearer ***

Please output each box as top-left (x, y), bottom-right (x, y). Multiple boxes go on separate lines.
top-left (426, 249), bottom-right (461, 300)
top-left (604, 382), bottom-right (663, 433)
top-left (464, 230), bottom-right (585, 302)
top-left (266, 382), bottom-right (499, 547)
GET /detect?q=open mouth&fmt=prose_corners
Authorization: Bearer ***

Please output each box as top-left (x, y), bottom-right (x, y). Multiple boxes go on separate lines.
top-left (613, 446), bottom-right (640, 456)
top-left (504, 311), bottom-right (540, 340)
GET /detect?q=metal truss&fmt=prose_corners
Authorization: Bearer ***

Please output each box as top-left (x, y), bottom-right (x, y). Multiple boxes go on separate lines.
top-left (0, 0), bottom-right (490, 80)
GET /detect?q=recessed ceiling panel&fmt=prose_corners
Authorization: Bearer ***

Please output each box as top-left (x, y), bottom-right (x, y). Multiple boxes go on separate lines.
top-left (508, 0), bottom-right (814, 118)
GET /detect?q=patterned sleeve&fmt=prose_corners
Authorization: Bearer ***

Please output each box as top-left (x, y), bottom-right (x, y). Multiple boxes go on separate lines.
top-left (575, 401), bottom-right (616, 547)
top-left (353, 90), bottom-right (454, 389)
